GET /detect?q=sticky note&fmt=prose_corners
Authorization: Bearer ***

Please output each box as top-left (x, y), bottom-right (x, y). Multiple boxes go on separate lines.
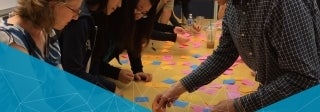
top-left (227, 92), bottom-right (241, 99)
top-left (171, 75), bottom-right (183, 81)
top-left (161, 66), bottom-right (173, 70)
top-left (152, 61), bottom-right (161, 65)
top-left (182, 69), bottom-right (192, 75)
top-left (182, 62), bottom-right (192, 66)
top-left (180, 56), bottom-right (190, 59)
top-left (164, 61), bottom-right (176, 65)
top-left (161, 49), bottom-right (169, 53)
top-left (162, 55), bottom-right (174, 61)
top-left (162, 78), bottom-right (176, 84)
top-left (135, 96), bottom-right (149, 102)
top-left (223, 69), bottom-right (233, 75)
top-left (192, 54), bottom-right (202, 58)
top-left (120, 60), bottom-right (128, 64)
top-left (173, 100), bottom-right (188, 108)
top-left (191, 65), bottom-right (198, 70)
top-left (223, 79), bottom-right (236, 85)
top-left (241, 79), bottom-right (255, 86)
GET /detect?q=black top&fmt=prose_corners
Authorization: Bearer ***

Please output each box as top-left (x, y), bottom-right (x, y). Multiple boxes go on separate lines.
top-left (59, 4), bottom-right (116, 92)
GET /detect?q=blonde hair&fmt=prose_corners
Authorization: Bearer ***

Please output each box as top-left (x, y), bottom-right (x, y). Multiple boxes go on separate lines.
top-left (15, 0), bottom-right (68, 32)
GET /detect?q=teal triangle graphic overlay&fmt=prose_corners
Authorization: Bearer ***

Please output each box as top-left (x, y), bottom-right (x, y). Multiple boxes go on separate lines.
top-left (258, 84), bottom-right (320, 112)
top-left (0, 43), bottom-right (150, 112)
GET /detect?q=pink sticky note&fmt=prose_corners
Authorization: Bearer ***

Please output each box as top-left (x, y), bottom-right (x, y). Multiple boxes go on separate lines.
top-left (226, 85), bottom-right (239, 92)
top-left (198, 56), bottom-right (208, 60)
top-left (236, 56), bottom-right (242, 62)
top-left (184, 33), bottom-right (191, 37)
top-left (204, 88), bottom-right (219, 94)
top-left (179, 44), bottom-right (188, 48)
top-left (227, 92), bottom-right (241, 99)
top-left (208, 83), bottom-right (223, 89)
top-left (182, 62), bottom-right (192, 66)
top-left (191, 105), bottom-right (212, 112)
top-left (223, 69), bottom-right (233, 75)
top-left (192, 42), bottom-right (202, 48)
top-left (165, 61), bottom-right (176, 65)
top-left (241, 79), bottom-right (255, 86)
top-left (162, 55), bottom-right (174, 61)
top-left (182, 69), bottom-right (192, 75)
top-left (121, 54), bottom-right (128, 58)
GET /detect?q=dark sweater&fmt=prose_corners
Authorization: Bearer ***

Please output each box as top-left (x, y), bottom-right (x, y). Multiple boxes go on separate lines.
top-left (59, 5), bottom-right (116, 92)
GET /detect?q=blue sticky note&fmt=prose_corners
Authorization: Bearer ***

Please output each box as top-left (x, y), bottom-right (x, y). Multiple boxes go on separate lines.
top-left (203, 107), bottom-right (212, 112)
top-left (223, 79), bottom-right (236, 85)
top-left (135, 97), bottom-right (149, 102)
top-left (162, 78), bottom-right (176, 84)
top-left (120, 60), bottom-right (128, 64)
top-left (190, 65), bottom-right (198, 70)
top-left (173, 100), bottom-right (188, 108)
top-left (152, 60), bottom-right (161, 65)
top-left (192, 54), bottom-right (202, 58)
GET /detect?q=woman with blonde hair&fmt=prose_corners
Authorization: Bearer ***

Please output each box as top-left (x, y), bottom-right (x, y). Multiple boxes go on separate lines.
top-left (0, 0), bottom-right (82, 67)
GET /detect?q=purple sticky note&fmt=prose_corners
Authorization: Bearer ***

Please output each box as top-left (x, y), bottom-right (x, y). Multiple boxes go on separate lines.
top-left (192, 54), bottom-right (202, 58)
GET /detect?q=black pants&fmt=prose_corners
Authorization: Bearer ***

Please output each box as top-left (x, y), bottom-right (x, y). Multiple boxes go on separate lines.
top-left (175, 0), bottom-right (191, 19)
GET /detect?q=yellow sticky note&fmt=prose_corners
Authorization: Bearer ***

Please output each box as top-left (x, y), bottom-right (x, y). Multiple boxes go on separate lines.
top-left (239, 86), bottom-right (255, 93)
top-left (180, 56), bottom-right (190, 59)
top-left (161, 66), bottom-right (173, 70)
top-left (171, 75), bottom-right (183, 81)
top-left (145, 82), bottom-right (170, 88)
top-left (162, 45), bottom-right (172, 49)
top-left (161, 49), bottom-right (169, 53)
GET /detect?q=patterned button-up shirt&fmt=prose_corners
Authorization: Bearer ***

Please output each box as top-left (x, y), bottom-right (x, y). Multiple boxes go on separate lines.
top-left (180, 0), bottom-right (320, 111)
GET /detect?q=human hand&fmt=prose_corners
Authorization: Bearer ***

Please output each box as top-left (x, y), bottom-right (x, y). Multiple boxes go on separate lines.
top-left (153, 82), bottom-right (186, 111)
top-left (193, 23), bottom-right (202, 33)
top-left (176, 34), bottom-right (190, 45)
top-left (118, 69), bottom-right (134, 84)
top-left (174, 26), bottom-right (187, 34)
top-left (134, 72), bottom-right (152, 82)
top-left (215, 0), bottom-right (227, 5)
top-left (211, 99), bottom-right (236, 112)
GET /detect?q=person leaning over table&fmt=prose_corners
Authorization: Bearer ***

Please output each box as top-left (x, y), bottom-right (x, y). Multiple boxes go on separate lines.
top-left (154, 0), bottom-right (320, 111)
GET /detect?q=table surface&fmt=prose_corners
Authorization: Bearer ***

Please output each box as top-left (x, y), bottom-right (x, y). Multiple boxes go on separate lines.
top-left (109, 22), bottom-right (258, 112)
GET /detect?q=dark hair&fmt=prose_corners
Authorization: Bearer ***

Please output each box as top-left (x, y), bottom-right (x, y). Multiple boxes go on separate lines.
top-left (108, 0), bottom-right (159, 56)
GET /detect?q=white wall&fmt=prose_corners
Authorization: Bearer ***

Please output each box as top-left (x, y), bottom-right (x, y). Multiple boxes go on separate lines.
top-left (0, 0), bottom-right (17, 16)
top-left (0, 0), bottom-right (17, 10)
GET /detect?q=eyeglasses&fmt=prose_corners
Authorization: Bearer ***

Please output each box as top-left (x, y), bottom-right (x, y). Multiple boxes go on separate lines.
top-left (63, 3), bottom-right (81, 17)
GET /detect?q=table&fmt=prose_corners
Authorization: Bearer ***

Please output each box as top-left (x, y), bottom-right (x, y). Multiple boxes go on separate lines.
top-left (109, 21), bottom-right (258, 112)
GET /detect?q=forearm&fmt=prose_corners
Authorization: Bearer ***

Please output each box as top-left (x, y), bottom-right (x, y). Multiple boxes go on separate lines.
top-left (153, 22), bottom-right (175, 33)
top-left (235, 73), bottom-right (319, 111)
top-left (151, 30), bottom-right (177, 42)
top-left (128, 52), bottom-right (143, 74)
